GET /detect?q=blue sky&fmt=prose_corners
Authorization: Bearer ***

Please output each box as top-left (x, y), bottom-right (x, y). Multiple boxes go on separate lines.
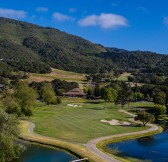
top-left (1, 0), bottom-right (168, 54)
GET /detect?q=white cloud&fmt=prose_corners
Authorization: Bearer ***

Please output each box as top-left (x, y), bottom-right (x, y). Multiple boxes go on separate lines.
top-left (78, 13), bottom-right (128, 29)
top-left (36, 7), bottom-right (48, 12)
top-left (69, 8), bottom-right (77, 13)
top-left (53, 12), bottom-right (73, 21)
top-left (163, 17), bottom-right (168, 25)
top-left (0, 8), bottom-right (26, 19)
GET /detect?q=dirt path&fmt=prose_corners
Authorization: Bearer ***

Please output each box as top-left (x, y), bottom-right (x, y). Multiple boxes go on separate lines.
top-left (86, 110), bottom-right (159, 162)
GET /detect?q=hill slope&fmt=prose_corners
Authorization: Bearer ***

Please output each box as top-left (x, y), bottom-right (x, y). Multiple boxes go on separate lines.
top-left (97, 48), bottom-right (168, 75)
top-left (0, 17), bottom-right (107, 74)
top-left (0, 17), bottom-right (168, 76)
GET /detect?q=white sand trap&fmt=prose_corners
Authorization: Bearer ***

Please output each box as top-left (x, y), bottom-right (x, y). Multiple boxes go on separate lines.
top-left (67, 104), bottom-right (82, 107)
top-left (101, 119), bottom-right (131, 126)
top-left (122, 121), bottom-right (131, 126)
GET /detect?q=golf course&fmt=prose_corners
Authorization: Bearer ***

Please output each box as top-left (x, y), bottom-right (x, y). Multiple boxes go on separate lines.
top-left (29, 99), bottom-right (153, 143)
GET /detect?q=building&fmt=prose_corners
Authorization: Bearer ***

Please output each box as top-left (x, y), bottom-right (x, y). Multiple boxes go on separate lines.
top-left (63, 88), bottom-right (86, 98)
top-left (0, 84), bottom-right (4, 91)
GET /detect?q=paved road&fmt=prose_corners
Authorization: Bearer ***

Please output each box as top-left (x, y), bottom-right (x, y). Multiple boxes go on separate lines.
top-left (25, 110), bottom-right (159, 162)
top-left (86, 110), bottom-right (159, 162)
top-left (26, 121), bottom-right (84, 146)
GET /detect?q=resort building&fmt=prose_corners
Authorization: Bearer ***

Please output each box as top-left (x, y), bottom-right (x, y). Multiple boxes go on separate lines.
top-left (63, 88), bottom-right (86, 98)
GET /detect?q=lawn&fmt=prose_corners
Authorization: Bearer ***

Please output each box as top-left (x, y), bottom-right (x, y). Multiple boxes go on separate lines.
top-left (129, 101), bottom-right (154, 108)
top-left (30, 99), bottom-right (149, 143)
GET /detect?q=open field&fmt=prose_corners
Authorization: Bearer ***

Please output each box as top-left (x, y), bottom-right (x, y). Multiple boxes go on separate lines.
top-left (118, 73), bottom-right (132, 82)
top-left (30, 99), bottom-right (150, 143)
top-left (28, 68), bottom-right (86, 84)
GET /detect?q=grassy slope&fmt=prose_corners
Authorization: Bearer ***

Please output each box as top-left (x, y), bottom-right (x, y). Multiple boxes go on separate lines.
top-left (28, 68), bottom-right (86, 88)
top-left (30, 99), bottom-right (152, 143)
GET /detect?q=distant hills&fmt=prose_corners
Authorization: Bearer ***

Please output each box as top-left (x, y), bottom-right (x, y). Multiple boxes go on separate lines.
top-left (0, 17), bottom-right (168, 76)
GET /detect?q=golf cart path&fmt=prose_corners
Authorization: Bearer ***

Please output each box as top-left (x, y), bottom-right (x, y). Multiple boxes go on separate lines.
top-left (27, 121), bottom-right (83, 145)
top-left (26, 110), bottom-right (159, 162)
top-left (85, 109), bottom-right (159, 162)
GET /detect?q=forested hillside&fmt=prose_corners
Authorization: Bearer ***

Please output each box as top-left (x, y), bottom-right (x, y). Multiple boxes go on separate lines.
top-left (98, 48), bottom-right (168, 76)
top-left (0, 17), bottom-right (168, 75)
top-left (0, 17), bottom-right (107, 74)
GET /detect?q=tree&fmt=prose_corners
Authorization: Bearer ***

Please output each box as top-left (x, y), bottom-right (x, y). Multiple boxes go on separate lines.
top-left (100, 87), bottom-right (106, 98)
top-left (56, 97), bottom-right (61, 104)
top-left (0, 110), bottom-right (23, 162)
top-left (135, 111), bottom-right (155, 127)
top-left (127, 89), bottom-right (134, 108)
top-left (4, 100), bottom-right (21, 117)
top-left (14, 82), bottom-right (37, 117)
top-left (114, 71), bottom-right (121, 81)
top-left (85, 75), bottom-right (92, 82)
top-left (153, 91), bottom-right (166, 106)
top-left (40, 83), bottom-right (56, 105)
top-left (146, 94), bottom-right (151, 102)
top-left (57, 88), bottom-right (65, 96)
top-left (2, 89), bottom-right (22, 117)
top-left (151, 105), bottom-right (167, 120)
top-left (103, 87), bottom-right (118, 102)
top-left (94, 86), bottom-right (101, 97)
top-left (134, 92), bottom-right (144, 101)
top-left (116, 83), bottom-right (133, 108)
top-left (51, 79), bottom-right (78, 95)
top-left (22, 108), bottom-right (33, 119)
top-left (128, 76), bottom-right (136, 82)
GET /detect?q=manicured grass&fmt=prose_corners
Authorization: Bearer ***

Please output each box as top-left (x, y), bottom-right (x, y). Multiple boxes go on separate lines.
top-left (19, 121), bottom-right (106, 162)
top-left (128, 101), bottom-right (154, 108)
top-left (30, 99), bottom-right (149, 143)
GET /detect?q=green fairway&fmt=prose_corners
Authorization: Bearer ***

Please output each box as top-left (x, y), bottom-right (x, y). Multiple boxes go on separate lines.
top-left (129, 101), bottom-right (154, 107)
top-left (30, 99), bottom-right (149, 143)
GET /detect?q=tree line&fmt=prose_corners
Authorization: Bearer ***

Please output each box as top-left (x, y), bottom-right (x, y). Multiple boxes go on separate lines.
top-left (0, 81), bottom-right (62, 162)
top-left (84, 80), bottom-right (168, 126)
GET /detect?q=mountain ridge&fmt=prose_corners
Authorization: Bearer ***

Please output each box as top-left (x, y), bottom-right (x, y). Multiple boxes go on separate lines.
top-left (0, 17), bottom-right (168, 76)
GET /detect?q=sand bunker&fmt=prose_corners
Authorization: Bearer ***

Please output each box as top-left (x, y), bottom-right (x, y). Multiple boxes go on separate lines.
top-left (101, 119), bottom-right (131, 126)
top-left (67, 104), bottom-right (82, 107)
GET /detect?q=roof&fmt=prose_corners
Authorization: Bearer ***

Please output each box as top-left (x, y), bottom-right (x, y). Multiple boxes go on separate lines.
top-left (0, 84), bottom-right (4, 88)
top-left (63, 88), bottom-right (86, 96)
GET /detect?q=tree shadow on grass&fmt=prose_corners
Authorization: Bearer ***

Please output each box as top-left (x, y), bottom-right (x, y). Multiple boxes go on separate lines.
top-left (87, 107), bottom-right (105, 110)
